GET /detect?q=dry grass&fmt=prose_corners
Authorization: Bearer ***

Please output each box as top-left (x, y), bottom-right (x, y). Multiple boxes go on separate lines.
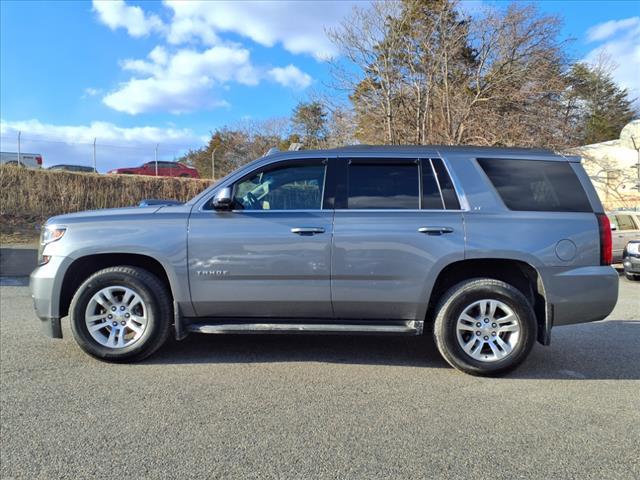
top-left (0, 166), bottom-right (213, 243)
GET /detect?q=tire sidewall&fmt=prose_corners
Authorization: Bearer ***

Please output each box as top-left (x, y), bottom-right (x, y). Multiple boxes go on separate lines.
top-left (70, 270), bottom-right (164, 360)
top-left (437, 282), bottom-right (536, 375)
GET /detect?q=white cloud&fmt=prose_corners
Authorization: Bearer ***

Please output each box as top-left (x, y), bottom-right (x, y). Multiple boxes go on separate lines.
top-left (92, 0), bottom-right (164, 37)
top-left (586, 17), bottom-right (640, 42)
top-left (163, 0), bottom-right (357, 60)
top-left (268, 65), bottom-right (312, 89)
top-left (583, 16), bottom-right (640, 101)
top-left (82, 87), bottom-right (102, 98)
top-left (104, 45), bottom-right (260, 114)
top-left (0, 119), bottom-right (205, 171)
top-left (91, 1), bottom-right (321, 114)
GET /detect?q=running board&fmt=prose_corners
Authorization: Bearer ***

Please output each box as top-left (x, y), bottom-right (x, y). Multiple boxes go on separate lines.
top-left (186, 321), bottom-right (420, 335)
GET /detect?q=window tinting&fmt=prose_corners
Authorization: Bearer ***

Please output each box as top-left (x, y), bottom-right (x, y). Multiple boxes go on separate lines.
top-left (478, 159), bottom-right (592, 212)
top-left (348, 163), bottom-right (419, 209)
top-left (421, 159), bottom-right (444, 210)
top-left (233, 163), bottom-right (325, 210)
top-left (432, 158), bottom-right (460, 210)
top-left (616, 215), bottom-right (637, 230)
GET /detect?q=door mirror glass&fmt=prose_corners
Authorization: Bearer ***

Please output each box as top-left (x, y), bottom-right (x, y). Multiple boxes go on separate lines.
top-left (212, 187), bottom-right (233, 210)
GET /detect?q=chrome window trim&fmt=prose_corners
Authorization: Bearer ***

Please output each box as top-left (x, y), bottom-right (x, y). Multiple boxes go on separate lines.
top-left (434, 151), bottom-right (469, 211)
top-left (196, 153), bottom-right (470, 213)
top-left (428, 158), bottom-right (447, 210)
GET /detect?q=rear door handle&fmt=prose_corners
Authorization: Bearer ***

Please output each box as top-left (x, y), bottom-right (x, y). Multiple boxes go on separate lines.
top-left (291, 227), bottom-right (325, 235)
top-left (419, 226), bottom-right (454, 235)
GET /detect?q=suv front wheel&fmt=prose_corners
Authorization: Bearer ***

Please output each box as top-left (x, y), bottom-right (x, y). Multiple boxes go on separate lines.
top-left (69, 266), bottom-right (171, 362)
top-left (433, 278), bottom-right (536, 376)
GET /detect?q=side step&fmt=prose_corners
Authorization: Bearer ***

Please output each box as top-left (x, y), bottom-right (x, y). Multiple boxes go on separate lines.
top-left (185, 321), bottom-right (420, 335)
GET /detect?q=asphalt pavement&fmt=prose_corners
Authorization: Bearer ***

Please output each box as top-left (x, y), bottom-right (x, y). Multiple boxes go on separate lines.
top-left (1, 276), bottom-right (639, 479)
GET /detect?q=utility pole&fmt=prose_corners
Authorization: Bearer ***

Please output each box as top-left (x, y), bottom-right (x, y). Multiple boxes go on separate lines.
top-left (155, 144), bottom-right (159, 176)
top-left (93, 138), bottom-right (97, 173)
top-left (632, 136), bottom-right (640, 193)
top-left (17, 131), bottom-right (21, 166)
top-left (211, 147), bottom-right (217, 180)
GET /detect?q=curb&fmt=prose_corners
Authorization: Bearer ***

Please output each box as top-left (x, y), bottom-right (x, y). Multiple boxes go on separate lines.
top-left (0, 247), bottom-right (37, 277)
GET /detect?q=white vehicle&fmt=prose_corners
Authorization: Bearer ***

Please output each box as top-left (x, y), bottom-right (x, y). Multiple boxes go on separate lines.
top-left (0, 151), bottom-right (43, 168)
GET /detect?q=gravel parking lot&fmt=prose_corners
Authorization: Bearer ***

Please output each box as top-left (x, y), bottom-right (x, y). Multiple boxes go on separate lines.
top-left (1, 276), bottom-right (639, 479)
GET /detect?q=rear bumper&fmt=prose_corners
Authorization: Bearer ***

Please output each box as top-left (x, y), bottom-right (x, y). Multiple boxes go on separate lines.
top-left (544, 266), bottom-right (618, 326)
top-left (623, 256), bottom-right (640, 274)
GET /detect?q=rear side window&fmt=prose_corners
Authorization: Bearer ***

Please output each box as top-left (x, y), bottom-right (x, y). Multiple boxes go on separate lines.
top-left (477, 159), bottom-right (592, 212)
top-left (347, 163), bottom-right (419, 209)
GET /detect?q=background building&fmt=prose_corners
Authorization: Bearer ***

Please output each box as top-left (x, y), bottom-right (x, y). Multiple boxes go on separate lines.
top-left (574, 120), bottom-right (640, 210)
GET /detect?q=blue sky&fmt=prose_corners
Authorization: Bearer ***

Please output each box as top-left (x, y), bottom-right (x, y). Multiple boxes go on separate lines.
top-left (1, 0), bottom-right (639, 170)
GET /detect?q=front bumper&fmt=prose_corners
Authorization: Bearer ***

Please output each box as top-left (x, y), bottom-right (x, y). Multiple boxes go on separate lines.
top-left (623, 255), bottom-right (640, 274)
top-left (29, 255), bottom-right (70, 338)
top-left (544, 266), bottom-right (619, 327)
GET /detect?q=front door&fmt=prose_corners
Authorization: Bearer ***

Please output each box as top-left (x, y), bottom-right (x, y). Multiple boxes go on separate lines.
top-left (331, 157), bottom-right (465, 321)
top-left (188, 159), bottom-right (333, 318)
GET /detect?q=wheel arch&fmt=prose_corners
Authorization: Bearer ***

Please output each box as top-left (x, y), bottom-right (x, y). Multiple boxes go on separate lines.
top-left (425, 258), bottom-right (551, 345)
top-left (59, 253), bottom-right (174, 320)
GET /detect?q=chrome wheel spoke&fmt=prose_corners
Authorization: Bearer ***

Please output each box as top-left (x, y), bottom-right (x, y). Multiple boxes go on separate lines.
top-left (495, 336), bottom-right (512, 355)
top-left (105, 328), bottom-right (117, 348)
top-left (130, 314), bottom-right (147, 327)
top-left (122, 289), bottom-right (135, 306)
top-left (458, 323), bottom-right (476, 332)
top-left (89, 321), bottom-right (109, 332)
top-left (116, 328), bottom-right (126, 348)
top-left (497, 315), bottom-right (519, 332)
top-left (487, 340), bottom-right (504, 359)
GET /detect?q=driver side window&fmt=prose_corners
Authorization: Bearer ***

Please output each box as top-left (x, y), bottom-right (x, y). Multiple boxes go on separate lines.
top-left (233, 163), bottom-right (326, 211)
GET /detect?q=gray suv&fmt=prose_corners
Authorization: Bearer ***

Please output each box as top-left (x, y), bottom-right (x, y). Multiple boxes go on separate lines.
top-left (30, 146), bottom-right (619, 376)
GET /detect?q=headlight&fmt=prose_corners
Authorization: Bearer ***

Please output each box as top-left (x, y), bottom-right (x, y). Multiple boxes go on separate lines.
top-left (38, 225), bottom-right (66, 266)
top-left (41, 225), bottom-right (66, 245)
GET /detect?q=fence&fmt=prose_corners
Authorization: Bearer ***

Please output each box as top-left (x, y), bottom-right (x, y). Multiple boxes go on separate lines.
top-left (0, 131), bottom-right (211, 177)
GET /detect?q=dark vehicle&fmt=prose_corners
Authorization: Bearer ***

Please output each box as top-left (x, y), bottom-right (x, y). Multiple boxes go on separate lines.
top-left (48, 164), bottom-right (97, 173)
top-left (622, 240), bottom-right (640, 281)
top-left (108, 161), bottom-right (200, 178)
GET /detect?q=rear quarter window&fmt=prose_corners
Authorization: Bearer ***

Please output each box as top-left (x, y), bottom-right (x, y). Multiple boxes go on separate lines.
top-left (477, 158), bottom-right (592, 212)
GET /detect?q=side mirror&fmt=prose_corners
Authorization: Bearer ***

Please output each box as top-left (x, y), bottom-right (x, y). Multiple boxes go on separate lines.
top-left (212, 187), bottom-right (233, 210)
top-left (611, 225), bottom-right (617, 231)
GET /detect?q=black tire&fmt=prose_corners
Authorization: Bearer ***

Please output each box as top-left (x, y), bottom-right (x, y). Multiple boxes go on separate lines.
top-left (433, 278), bottom-right (536, 376)
top-left (625, 272), bottom-right (639, 281)
top-left (69, 266), bottom-right (171, 362)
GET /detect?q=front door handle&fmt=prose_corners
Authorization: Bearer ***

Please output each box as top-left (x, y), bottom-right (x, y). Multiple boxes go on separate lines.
top-left (419, 226), bottom-right (454, 235)
top-left (291, 227), bottom-right (326, 235)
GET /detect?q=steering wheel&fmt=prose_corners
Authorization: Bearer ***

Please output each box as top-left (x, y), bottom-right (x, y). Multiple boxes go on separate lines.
top-left (246, 191), bottom-right (261, 210)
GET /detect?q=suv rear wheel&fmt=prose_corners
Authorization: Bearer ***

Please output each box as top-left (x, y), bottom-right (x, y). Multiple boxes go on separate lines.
top-left (433, 278), bottom-right (536, 376)
top-left (69, 266), bottom-right (171, 362)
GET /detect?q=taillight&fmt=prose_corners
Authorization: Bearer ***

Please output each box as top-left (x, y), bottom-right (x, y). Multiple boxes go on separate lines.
top-left (36, 155), bottom-right (42, 165)
top-left (596, 213), bottom-right (612, 265)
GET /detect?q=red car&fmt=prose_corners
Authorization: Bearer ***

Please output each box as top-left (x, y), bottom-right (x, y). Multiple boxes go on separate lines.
top-left (108, 161), bottom-right (200, 178)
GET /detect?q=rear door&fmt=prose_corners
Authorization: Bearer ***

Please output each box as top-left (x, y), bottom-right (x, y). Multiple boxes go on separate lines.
top-left (330, 157), bottom-right (465, 321)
